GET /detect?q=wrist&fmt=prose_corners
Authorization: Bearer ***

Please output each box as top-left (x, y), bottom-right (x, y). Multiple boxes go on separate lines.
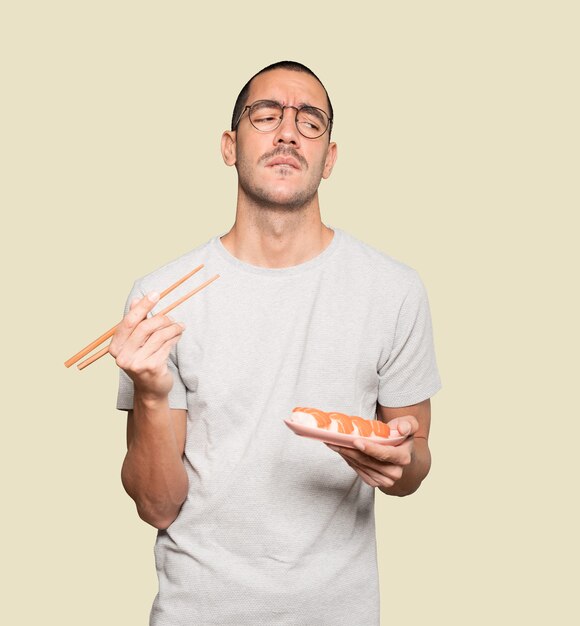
top-left (380, 438), bottom-right (431, 497)
top-left (134, 389), bottom-right (170, 411)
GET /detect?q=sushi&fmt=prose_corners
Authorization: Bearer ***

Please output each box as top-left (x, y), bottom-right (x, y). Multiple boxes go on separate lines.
top-left (290, 407), bottom-right (390, 439)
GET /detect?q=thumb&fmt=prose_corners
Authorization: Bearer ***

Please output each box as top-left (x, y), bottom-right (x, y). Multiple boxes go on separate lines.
top-left (389, 416), bottom-right (417, 436)
top-left (396, 420), bottom-right (412, 436)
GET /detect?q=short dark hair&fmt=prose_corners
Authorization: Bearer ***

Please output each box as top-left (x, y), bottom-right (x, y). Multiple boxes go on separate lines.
top-left (230, 61), bottom-right (334, 138)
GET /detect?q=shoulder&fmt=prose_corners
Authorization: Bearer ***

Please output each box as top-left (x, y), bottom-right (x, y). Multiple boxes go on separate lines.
top-left (334, 228), bottom-right (423, 294)
top-left (131, 237), bottom-right (217, 295)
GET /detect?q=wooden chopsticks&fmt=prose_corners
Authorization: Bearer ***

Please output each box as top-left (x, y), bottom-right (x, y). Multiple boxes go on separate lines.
top-left (64, 264), bottom-right (219, 370)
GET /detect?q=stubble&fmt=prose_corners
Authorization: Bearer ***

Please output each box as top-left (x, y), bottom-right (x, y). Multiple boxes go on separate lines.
top-left (236, 146), bottom-right (326, 212)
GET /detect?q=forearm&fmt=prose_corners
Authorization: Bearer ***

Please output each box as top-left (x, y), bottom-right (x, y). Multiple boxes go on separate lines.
top-left (121, 395), bottom-right (188, 529)
top-left (379, 437), bottom-right (431, 497)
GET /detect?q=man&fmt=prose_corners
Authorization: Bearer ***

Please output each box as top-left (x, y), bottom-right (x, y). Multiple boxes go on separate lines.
top-left (112, 61), bottom-right (441, 625)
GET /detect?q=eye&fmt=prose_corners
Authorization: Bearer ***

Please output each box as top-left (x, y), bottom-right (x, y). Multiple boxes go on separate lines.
top-left (300, 120), bottom-right (321, 131)
top-left (297, 107), bottom-right (326, 132)
top-left (250, 101), bottom-right (282, 128)
top-left (254, 114), bottom-right (278, 123)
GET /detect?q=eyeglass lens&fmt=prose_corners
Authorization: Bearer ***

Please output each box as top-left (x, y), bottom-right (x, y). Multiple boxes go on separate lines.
top-left (248, 101), bottom-right (329, 138)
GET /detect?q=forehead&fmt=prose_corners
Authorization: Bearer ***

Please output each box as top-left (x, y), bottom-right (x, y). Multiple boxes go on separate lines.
top-left (246, 69), bottom-right (328, 111)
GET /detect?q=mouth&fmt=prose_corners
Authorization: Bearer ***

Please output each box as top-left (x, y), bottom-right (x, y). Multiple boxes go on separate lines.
top-left (266, 157), bottom-right (301, 170)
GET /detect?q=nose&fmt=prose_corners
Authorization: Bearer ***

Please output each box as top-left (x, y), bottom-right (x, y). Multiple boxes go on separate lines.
top-left (273, 106), bottom-right (301, 146)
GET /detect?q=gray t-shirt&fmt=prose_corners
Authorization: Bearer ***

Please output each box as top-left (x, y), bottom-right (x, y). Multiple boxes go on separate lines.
top-left (117, 227), bottom-right (441, 626)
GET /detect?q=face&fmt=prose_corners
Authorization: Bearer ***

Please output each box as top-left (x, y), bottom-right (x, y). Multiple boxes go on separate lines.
top-left (222, 69), bottom-right (337, 211)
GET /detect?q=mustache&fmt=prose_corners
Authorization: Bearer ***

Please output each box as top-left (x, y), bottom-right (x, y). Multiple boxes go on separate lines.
top-left (259, 146), bottom-right (308, 170)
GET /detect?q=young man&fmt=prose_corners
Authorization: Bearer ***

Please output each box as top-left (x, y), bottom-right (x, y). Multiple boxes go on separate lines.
top-left (113, 61), bottom-right (441, 625)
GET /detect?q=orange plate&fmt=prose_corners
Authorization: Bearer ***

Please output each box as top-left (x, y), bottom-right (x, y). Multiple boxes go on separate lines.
top-left (284, 419), bottom-right (406, 449)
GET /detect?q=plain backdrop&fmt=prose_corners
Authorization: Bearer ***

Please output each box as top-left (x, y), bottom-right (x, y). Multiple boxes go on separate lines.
top-left (2, 1), bottom-right (578, 624)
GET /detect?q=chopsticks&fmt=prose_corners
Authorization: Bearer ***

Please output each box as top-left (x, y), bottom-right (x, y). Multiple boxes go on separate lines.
top-left (64, 264), bottom-right (219, 371)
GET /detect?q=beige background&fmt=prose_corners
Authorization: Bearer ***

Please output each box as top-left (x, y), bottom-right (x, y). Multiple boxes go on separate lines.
top-left (2, 1), bottom-right (578, 624)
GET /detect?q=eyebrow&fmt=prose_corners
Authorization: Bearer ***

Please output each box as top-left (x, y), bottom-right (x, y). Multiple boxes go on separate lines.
top-left (260, 98), bottom-right (328, 114)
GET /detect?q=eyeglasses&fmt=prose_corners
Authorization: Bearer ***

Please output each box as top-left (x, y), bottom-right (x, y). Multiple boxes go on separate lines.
top-left (234, 99), bottom-right (333, 139)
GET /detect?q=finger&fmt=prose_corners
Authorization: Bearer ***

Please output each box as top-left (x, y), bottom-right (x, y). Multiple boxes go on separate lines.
top-left (115, 319), bottom-right (183, 371)
top-left (396, 420), bottom-right (412, 436)
top-left (354, 464), bottom-right (393, 488)
top-left (332, 447), bottom-right (413, 481)
top-left (360, 461), bottom-right (402, 484)
top-left (350, 438), bottom-right (414, 466)
top-left (146, 333), bottom-right (183, 369)
top-left (130, 322), bottom-right (185, 364)
top-left (116, 313), bottom-right (176, 359)
top-left (342, 457), bottom-right (380, 487)
top-left (126, 331), bottom-right (183, 376)
top-left (111, 292), bottom-right (161, 350)
top-left (342, 451), bottom-right (403, 482)
top-left (386, 415), bottom-right (419, 437)
top-left (334, 448), bottom-right (398, 488)
top-left (329, 440), bottom-right (411, 470)
top-left (345, 439), bottom-right (399, 462)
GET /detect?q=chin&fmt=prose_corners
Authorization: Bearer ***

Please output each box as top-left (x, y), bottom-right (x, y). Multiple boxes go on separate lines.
top-left (242, 181), bottom-right (318, 211)
top-left (259, 190), bottom-right (315, 211)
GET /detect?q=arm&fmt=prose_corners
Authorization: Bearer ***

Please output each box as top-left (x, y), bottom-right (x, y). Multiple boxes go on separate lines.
top-left (121, 405), bottom-right (188, 530)
top-left (326, 398), bottom-right (432, 497)
top-left (376, 399), bottom-right (431, 496)
top-left (110, 292), bottom-right (189, 529)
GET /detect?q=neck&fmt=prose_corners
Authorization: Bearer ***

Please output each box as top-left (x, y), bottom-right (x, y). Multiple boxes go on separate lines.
top-left (221, 192), bottom-right (333, 268)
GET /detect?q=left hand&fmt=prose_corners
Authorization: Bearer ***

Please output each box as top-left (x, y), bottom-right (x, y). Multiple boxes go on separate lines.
top-left (326, 415), bottom-right (418, 489)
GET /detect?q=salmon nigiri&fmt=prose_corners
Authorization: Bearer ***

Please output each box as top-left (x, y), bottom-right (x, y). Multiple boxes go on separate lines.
top-left (291, 407), bottom-right (390, 439)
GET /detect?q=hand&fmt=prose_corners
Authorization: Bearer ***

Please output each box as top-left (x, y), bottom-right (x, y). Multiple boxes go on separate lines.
top-left (326, 416), bottom-right (418, 489)
top-left (109, 292), bottom-right (185, 401)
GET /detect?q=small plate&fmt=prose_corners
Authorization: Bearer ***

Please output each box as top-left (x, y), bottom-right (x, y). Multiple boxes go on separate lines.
top-left (284, 419), bottom-right (407, 449)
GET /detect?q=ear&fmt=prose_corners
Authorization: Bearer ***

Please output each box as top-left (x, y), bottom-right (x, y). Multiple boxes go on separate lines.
top-left (221, 130), bottom-right (237, 166)
top-left (322, 142), bottom-right (337, 179)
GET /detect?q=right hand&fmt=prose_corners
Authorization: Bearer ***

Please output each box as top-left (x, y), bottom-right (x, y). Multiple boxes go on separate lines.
top-left (109, 292), bottom-right (186, 401)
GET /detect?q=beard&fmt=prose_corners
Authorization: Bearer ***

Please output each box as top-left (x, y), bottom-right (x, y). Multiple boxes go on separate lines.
top-left (235, 146), bottom-right (325, 211)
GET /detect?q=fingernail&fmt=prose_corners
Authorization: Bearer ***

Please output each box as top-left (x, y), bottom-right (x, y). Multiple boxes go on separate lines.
top-left (179, 323), bottom-right (186, 330)
top-left (354, 440), bottom-right (365, 451)
top-left (147, 291), bottom-right (160, 303)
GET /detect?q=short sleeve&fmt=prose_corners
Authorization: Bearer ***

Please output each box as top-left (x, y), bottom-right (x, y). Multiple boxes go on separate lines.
top-left (116, 281), bottom-right (188, 411)
top-left (377, 271), bottom-right (442, 407)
